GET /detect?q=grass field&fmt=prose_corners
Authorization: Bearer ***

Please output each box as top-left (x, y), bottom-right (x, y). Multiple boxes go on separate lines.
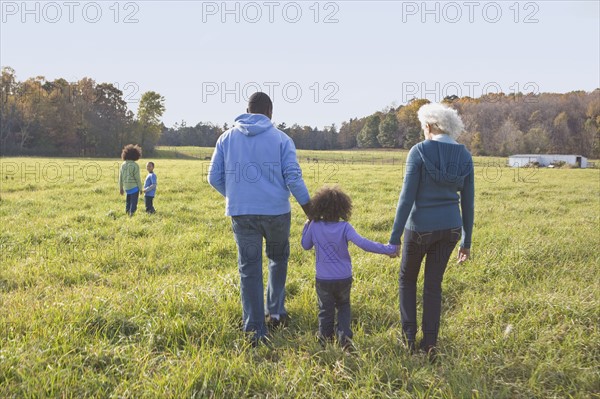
top-left (0, 149), bottom-right (599, 398)
top-left (155, 146), bottom-right (512, 166)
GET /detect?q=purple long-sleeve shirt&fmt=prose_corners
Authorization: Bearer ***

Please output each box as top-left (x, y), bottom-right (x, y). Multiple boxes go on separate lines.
top-left (301, 221), bottom-right (398, 281)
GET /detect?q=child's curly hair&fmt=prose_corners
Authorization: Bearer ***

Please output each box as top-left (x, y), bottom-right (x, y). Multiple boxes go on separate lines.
top-left (121, 144), bottom-right (142, 161)
top-left (309, 185), bottom-right (352, 222)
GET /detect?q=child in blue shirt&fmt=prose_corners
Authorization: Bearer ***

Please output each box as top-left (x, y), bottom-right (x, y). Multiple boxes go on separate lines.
top-left (143, 161), bottom-right (157, 214)
top-left (301, 185), bottom-right (398, 350)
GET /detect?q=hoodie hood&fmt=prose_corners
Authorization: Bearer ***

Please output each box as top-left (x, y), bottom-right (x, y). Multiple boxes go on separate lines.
top-left (233, 113), bottom-right (273, 136)
top-left (416, 141), bottom-right (471, 188)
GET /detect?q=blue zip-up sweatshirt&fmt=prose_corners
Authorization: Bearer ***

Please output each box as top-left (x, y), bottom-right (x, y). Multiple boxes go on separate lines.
top-left (207, 113), bottom-right (310, 216)
top-left (389, 140), bottom-right (474, 248)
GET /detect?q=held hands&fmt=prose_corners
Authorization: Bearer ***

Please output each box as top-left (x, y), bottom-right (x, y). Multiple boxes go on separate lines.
top-left (120, 188), bottom-right (124, 195)
top-left (382, 242), bottom-right (470, 262)
top-left (457, 247), bottom-right (470, 264)
top-left (387, 243), bottom-right (400, 258)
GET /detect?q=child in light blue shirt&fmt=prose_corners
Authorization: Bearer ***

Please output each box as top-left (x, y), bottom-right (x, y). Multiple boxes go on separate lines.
top-left (143, 161), bottom-right (157, 214)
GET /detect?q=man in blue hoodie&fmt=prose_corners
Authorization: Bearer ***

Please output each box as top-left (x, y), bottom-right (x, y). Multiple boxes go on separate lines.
top-left (208, 92), bottom-right (311, 345)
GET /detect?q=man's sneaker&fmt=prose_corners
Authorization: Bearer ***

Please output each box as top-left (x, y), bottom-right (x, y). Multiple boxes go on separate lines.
top-left (338, 336), bottom-right (356, 353)
top-left (266, 314), bottom-right (290, 330)
top-left (250, 335), bottom-right (272, 348)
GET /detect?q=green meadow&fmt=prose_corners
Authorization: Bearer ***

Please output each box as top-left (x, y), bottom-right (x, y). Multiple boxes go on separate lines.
top-left (0, 149), bottom-right (598, 398)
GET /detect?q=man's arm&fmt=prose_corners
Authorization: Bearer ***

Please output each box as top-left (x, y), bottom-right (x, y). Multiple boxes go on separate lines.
top-left (207, 140), bottom-right (226, 197)
top-left (281, 137), bottom-right (310, 213)
top-left (301, 201), bottom-right (312, 219)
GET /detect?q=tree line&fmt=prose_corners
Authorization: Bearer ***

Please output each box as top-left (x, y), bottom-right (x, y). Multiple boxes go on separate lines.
top-left (1, 67), bottom-right (165, 157)
top-left (162, 91), bottom-right (599, 158)
top-left (2, 67), bottom-right (598, 158)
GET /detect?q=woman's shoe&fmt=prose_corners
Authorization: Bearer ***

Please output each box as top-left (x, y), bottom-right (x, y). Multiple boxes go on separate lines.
top-left (420, 344), bottom-right (438, 364)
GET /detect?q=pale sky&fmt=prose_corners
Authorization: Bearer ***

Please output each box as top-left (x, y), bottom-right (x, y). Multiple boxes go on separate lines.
top-left (1, 1), bottom-right (599, 129)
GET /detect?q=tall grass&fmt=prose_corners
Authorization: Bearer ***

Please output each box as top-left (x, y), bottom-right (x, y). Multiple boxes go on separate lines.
top-left (0, 153), bottom-right (598, 398)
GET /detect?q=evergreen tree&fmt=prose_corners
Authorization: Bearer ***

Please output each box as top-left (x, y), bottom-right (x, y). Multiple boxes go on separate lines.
top-left (357, 115), bottom-right (381, 148)
top-left (377, 112), bottom-right (399, 147)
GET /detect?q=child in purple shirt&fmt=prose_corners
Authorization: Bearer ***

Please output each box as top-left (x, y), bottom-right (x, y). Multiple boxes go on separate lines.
top-left (301, 186), bottom-right (398, 350)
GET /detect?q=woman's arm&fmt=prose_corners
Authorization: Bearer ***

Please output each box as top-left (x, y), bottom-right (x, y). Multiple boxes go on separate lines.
top-left (460, 157), bottom-right (474, 249)
top-left (389, 146), bottom-right (422, 245)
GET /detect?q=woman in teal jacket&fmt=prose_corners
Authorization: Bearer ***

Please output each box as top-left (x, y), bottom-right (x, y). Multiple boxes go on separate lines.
top-left (389, 103), bottom-right (474, 361)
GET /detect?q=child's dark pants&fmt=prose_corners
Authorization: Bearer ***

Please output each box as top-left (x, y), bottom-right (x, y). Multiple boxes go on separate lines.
top-left (145, 196), bottom-right (155, 213)
top-left (316, 277), bottom-right (353, 341)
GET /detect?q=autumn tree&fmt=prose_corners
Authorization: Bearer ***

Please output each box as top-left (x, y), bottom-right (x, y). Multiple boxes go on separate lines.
top-left (496, 119), bottom-right (524, 156)
top-left (397, 98), bottom-right (429, 149)
top-left (0, 67), bottom-right (18, 151)
top-left (470, 131), bottom-right (484, 155)
top-left (584, 94), bottom-right (600, 158)
top-left (551, 112), bottom-right (572, 153)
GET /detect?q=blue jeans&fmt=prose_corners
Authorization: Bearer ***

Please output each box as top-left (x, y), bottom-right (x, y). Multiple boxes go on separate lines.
top-left (315, 277), bottom-right (353, 340)
top-left (399, 227), bottom-right (460, 348)
top-left (125, 191), bottom-right (139, 215)
top-left (231, 212), bottom-right (291, 338)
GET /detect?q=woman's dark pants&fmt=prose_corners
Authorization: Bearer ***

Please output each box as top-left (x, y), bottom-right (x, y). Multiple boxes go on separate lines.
top-left (399, 227), bottom-right (460, 348)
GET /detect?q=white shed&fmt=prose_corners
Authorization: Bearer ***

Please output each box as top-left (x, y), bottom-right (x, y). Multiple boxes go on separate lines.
top-left (508, 154), bottom-right (588, 168)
